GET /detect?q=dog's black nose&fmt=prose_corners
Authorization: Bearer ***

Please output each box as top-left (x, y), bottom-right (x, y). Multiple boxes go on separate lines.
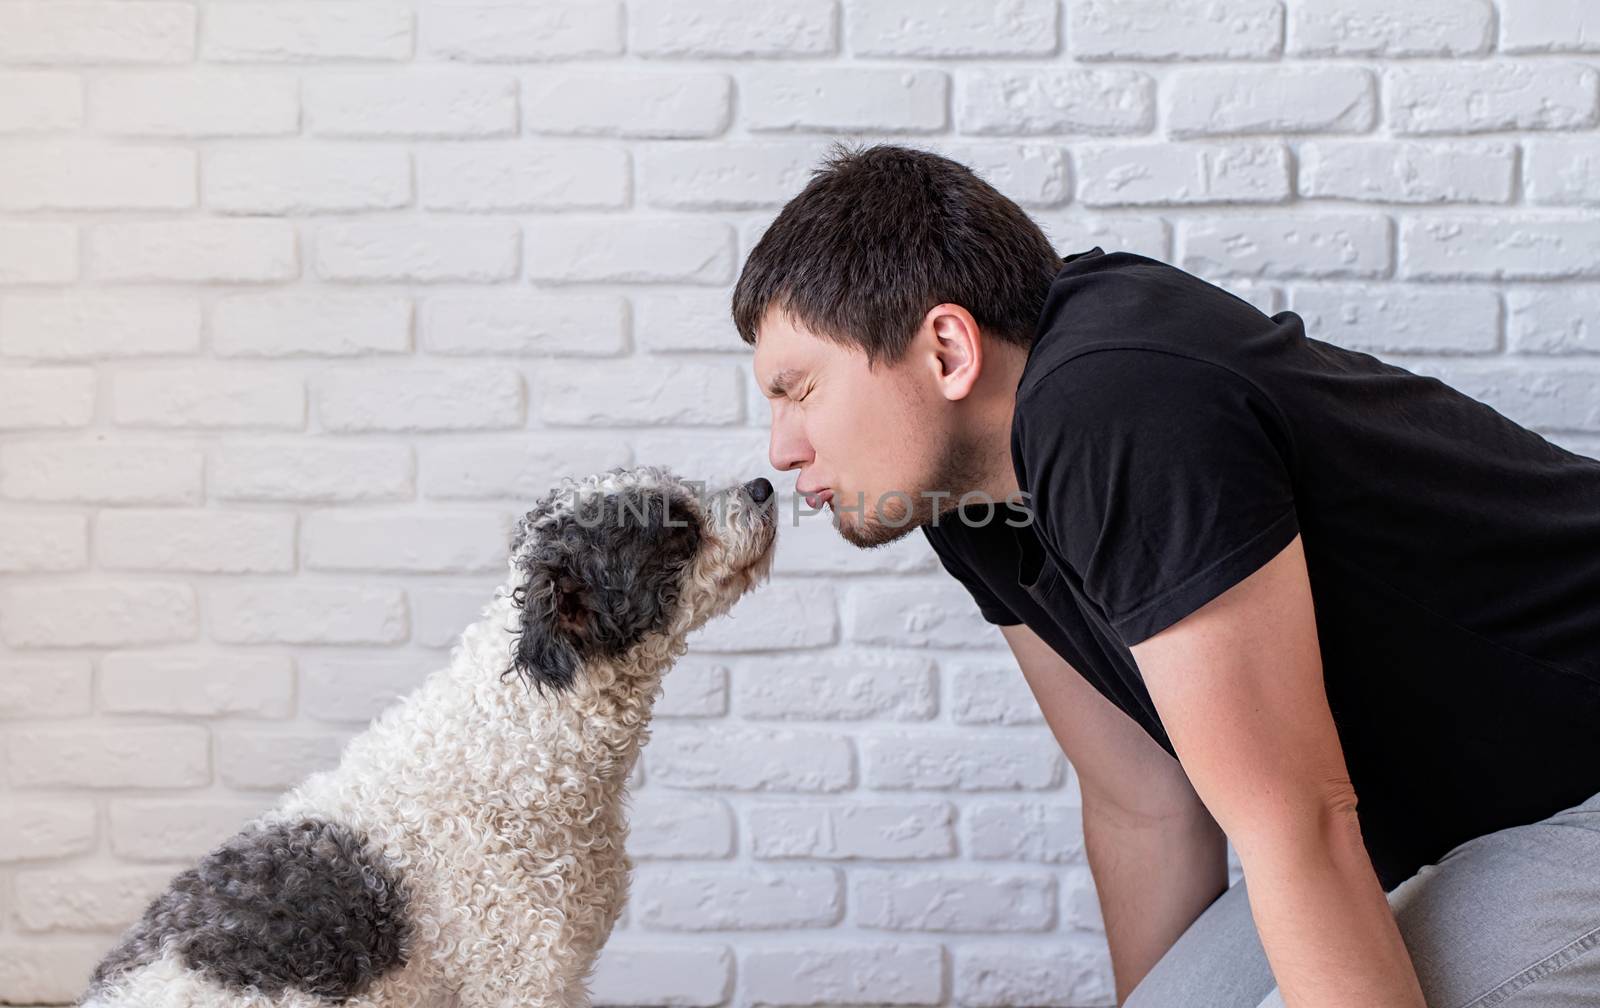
top-left (742, 477), bottom-right (773, 504)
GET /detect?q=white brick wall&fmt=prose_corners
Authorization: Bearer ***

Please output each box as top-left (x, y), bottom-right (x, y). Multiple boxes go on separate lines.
top-left (2, 2), bottom-right (1598, 1005)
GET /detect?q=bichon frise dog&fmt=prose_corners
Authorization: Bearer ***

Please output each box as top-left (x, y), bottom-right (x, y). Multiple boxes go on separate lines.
top-left (80, 465), bottom-right (778, 1008)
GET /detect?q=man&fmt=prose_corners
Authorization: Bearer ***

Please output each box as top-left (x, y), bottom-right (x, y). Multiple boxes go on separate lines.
top-left (732, 142), bottom-right (1600, 1008)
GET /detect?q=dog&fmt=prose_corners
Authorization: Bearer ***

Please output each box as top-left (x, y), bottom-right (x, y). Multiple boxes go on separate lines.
top-left (80, 465), bottom-right (779, 1008)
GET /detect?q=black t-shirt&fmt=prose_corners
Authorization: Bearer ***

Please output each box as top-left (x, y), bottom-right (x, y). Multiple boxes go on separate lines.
top-left (923, 246), bottom-right (1600, 891)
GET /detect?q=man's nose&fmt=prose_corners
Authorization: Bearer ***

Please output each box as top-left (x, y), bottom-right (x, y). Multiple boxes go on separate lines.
top-left (767, 416), bottom-right (811, 472)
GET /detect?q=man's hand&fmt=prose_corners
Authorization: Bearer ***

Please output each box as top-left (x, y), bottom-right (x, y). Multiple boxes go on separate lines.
top-left (1129, 533), bottom-right (1427, 1008)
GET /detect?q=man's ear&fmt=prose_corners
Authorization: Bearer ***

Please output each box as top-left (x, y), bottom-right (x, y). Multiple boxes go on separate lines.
top-left (926, 304), bottom-right (983, 401)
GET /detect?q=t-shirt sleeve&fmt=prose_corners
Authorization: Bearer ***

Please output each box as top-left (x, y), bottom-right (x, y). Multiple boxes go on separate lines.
top-left (920, 523), bottom-right (1023, 627)
top-left (1015, 348), bottom-right (1301, 647)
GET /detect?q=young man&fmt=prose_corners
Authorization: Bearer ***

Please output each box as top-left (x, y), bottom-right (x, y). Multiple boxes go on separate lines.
top-left (732, 142), bottom-right (1600, 1008)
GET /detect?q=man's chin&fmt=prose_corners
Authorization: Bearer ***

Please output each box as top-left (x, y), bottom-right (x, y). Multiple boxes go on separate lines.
top-left (830, 503), bottom-right (923, 550)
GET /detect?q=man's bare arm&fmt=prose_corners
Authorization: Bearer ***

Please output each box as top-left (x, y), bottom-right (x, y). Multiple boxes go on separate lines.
top-left (1130, 534), bottom-right (1426, 1008)
top-left (1001, 624), bottom-right (1230, 1001)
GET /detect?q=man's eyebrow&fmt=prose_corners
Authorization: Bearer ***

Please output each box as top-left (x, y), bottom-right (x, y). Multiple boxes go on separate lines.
top-left (765, 368), bottom-right (802, 398)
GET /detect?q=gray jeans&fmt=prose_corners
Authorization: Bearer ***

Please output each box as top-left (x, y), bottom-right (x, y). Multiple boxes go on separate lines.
top-left (1124, 785), bottom-right (1600, 1008)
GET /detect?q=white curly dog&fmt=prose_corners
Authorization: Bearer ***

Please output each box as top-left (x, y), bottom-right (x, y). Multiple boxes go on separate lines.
top-left (81, 465), bottom-right (778, 1008)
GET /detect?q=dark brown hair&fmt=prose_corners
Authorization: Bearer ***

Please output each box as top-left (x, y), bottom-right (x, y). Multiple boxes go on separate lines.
top-left (730, 141), bottom-right (1064, 368)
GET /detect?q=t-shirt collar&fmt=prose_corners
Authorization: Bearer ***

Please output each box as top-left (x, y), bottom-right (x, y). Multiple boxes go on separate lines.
top-left (1019, 245), bottom-right (1107, 382)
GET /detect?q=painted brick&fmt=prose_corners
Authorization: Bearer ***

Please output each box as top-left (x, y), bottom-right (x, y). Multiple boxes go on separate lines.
top-left (108, 799), bottom-right (268, 862)
top-left (212, 292), bottom-right (412, 357)
top-left (956, 69), bottom-right (1152, 136)
top-left (0, 801), bottom-right (96, 862)
top-left (0, 369), bottom-right (95, 431)
top-left (315, 366), bottom-right (523, 432)
top-left (0, 142), bottom-right (194, 211)
top-left (853, 870), bottom-right (1056, 932)
top-left (0, 221), bottom-right (76, 282)
top-left (954, 941), bottom-right (1113, 1008)
top-left (1401, 217), bottom-right (1600, 280)
top-left (0, 514), bottom-right (89, 572)
top-left (0, 442), bottom-right (202, 504)
top-left (215, 730), bottom-right (352, 790)
top-left (420, 436), bottom-right (628, 501)
top-left (0, 581), bottom-right (197, 648)
top-left (87, 220), bottom-right (297, 283)
top-left (420, 292), bottom-right (626, 356)
top-left (304, 511), bottom-right (509, 573)
top-left (1507, 286), bottom-right (1600, 354)
top-left (299, 657), bottom-right (433, 723)
top-left (314, 220), bottom-right (519, 282)
top-left (99, 653), bottom-right (294, 717)
top-left (208, 585), bottom-right (407, 645)
top-left (1300, 140), bottom-right (1515, 204)
top-left (1166, 67), bottom-right (1376, 137)
top-left (743, 944), bottom-right (944, 1005)
top-left (733, 654), bottom-right (937, 720)
top-left (631, 0), bottom-right (834, 58)
top-left (949, 663), bottom-right (1044, 726)
top-left (111, 368), bottom-right (305, 429)
top-left (205, 146), bottom-right (411, 214)
top-left (7, 726), bottom-right (210, 789)
top-left (847, 0), bottom-right (1056, 57)
top-left (1501, 1), bottom-right (1600, 54)
top-left (743, 69), bottom-right (947, 134)
top-left (0, 292), bottom-right (201, 358)
top-left (204, 2), bottom-right (413, 62)
top-left (418, 143), bottom-right (626, 211)
top-left (863, 732), bottom-right (1066, 791)
top-left (630, 865), bottom-right (842, 930)
top-left (1386, 63), bottom-right (1599, 135)
top-left (646, 725), bottom-right (854, 791)
top-left (589, 942), bottom-right (732, 1007)
top-left (625, 792), bottom-right (735, 859)
top-left (1289, 0), bottom-right (1493, 57)
top-left (422, 0), bottom-right (621, 61)
top-left (524, 70), bottom-right (730, 138)
top-left (1076, 141), bottom-right (1290, 206)
top-left (0, 2), bottom-right (195, 64)
top-left (305, 72), bottom-right (518, 137)
top-left (749, 802), bottom-right (956, 860)
top-left (526, 218), bottom-right (735, 284)
top-left (1288, 284), bottom-right (1501, 354)
top-left (1068, 0), bottom-right (1282, 60)
top-left (966, 801), bottom-right (1087, 863)
top-left (97, 509), bottom-right (296, 573)
top-left (89, 73), bottom-right (298, 136)
top-left (1180, 213), bottom-right (1392, 279)
top-left (14, 868), bottom-right (173, 933)
top-left (0, 71), bottom-right (84, 131)
top-left (210, 442), bottom-right (414, 503)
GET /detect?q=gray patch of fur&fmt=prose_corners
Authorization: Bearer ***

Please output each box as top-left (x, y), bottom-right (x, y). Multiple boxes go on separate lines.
top-left (507, 484), bottom-right (703, 695)
top-left (84, 817), bottom-right (409, 1004)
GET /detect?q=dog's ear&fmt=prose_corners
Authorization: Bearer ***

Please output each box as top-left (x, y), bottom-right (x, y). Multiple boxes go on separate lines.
top-left (504, 554), bottom-right (587, 697)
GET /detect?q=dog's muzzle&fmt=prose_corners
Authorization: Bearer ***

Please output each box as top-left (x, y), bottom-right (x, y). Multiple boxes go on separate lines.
top-left (741, 477), bottom-right (773, 504)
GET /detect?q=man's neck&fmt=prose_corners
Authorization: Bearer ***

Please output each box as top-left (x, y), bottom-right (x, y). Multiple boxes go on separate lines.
top-left (975, 341), bottom-right (1028, 504)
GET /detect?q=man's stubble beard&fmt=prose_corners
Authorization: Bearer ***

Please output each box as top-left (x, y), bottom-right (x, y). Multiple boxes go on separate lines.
top-left (834, 428), bottom-right (992, 549)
